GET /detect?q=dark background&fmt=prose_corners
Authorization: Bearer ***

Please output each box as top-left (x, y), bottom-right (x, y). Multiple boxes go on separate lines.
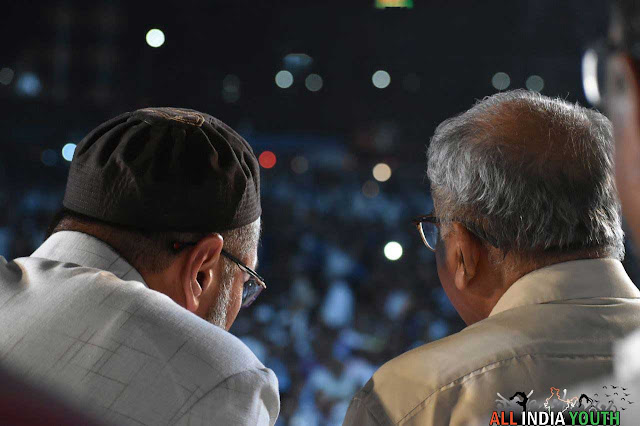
top-left (1, 1), bottom-right (635, 424)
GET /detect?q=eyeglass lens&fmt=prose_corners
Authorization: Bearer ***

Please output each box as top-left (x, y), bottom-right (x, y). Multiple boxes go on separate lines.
top-left (242, 279), bottom-right (263, 308)
top-left (419, 222), bottom-right (439, 251)
top-left (582, 45), bottom-right (608, 107)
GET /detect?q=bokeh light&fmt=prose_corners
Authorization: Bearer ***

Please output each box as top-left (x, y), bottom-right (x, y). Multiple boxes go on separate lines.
top-left (16, 72), bottom-right (41, 97)
top-left (491, 72), bottom-right (510, 91)
top-left (384, 241), bottom-right (403, 261)
top-left (222, 74), bottom-right (241, 103)
top-left (259, 151), bottom-right (277, 169)
top-left (275, 70), bottom-right (294, 89)
top-left (62, 143), bottom-right (76, 162)
top-left (283, 53), bottom-right (313, 69)
top-left (145, 29), bottom-right (165, 48)
top-left (0, 67), bottom-right (14, 85)
top-left (372, 70), bottom-right (391, 89)
top-left (372, 163), bottom-right (392, 182)
top-left (41, 149), bottom-right (57, 166)
top-left (305, 74), bottom-right (323, 92)
top-left (291, 156), bottom-right (309, 174)
top-left (362, 180), bottom-right (379, 198)
top-left (526, 75), bottom-right (544, 92)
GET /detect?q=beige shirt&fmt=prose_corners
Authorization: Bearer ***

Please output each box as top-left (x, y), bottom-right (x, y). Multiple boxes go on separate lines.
top-left (343, 258), bottom-right (640, 426)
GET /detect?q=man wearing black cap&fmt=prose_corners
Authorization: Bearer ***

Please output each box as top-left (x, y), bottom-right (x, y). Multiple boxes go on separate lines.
top-left (0, 108), bottom-right (279, 425)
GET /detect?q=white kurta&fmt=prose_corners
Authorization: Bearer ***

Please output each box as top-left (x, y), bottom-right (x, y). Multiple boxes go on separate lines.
top-left (0, 231), bottom-right (279, 426)
top-left (343, 258), bottom-right (640, 425)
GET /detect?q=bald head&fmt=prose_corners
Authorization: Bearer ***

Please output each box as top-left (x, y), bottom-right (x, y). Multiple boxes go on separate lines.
top-left (427, 90), bottom-right (624, 261)
top-left (464, 93), bottom-right (610, 179)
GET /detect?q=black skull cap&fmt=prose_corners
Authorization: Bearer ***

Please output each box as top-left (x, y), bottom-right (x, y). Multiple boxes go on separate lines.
top-left (63, 107), bottom-right (261, 232)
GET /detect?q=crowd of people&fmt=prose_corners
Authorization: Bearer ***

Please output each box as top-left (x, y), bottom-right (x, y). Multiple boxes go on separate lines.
top-left (4, 132), bottom-right (640, 424)
top-left (1, 140), bottom-right (467, 425)
top-left (2, 2), bottom-right (640, 423)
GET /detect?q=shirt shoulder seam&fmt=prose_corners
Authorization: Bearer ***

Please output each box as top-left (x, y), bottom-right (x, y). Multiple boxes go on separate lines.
top-left (396, 352), bottom-right (613, 424)
top-left (172, 367), bottom-right (275, 424)
top-left (353, 392), bottom-right (388, 426)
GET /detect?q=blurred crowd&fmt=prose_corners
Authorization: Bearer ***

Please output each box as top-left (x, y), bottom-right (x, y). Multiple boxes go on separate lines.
top-left (0, 137), bottom-right (465, 425)
top-left (4, 137), bottom-right (640, 425)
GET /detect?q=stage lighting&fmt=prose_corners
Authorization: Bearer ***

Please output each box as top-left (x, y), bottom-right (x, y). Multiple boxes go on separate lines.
top-left (284, 53), bottom-right (313, 69)
top-left (491, 72), bottom-right (510, 91)
top-left (362, 180), bottom-right (379, 198)
top-left (275, 70), bottom-right (293, 89)
top-left (222, 74), bottom-right (241, 103)
top-left (16, 72), bottom-right (41, 96)
top-left (259, 151), bottom-right (277, 169)
top-left (291, 156), bottom-right (309, 174)
top-left (375, 0), bottom-right (413, 9)
top-left (0, 68), bottom-right (14, 85)
top-left (145, 29), bottom-right (165, 48)
top-left (384, 242), bottom-right (403, 261)
top-left (526, 75), bottom-right (544, 92)
top-left (41, 149), bottom-right (57, 166)
top-left (62, 143), bottom-right (76, 162)
top-left (372, 163), bottom-right (391, 182)
top-left (372, 70), bottom-right (391, 89)
top-left (305, 74), bottom-right (323, 92)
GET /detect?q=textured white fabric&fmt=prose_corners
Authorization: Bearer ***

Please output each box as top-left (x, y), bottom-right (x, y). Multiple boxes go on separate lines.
top-left (344, 258), bottom-right (640, 425)
top-left (0, 231), bottom-right (279, 425)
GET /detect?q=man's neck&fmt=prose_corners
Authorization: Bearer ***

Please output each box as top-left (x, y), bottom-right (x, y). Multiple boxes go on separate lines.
top-left (477, 250), bottom-right (608, 323)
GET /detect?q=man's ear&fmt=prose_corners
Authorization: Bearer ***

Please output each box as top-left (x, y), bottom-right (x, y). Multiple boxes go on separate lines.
top-left (450, 223), bottom-right (481, 292)
top-left (182, 233), bottom-right (224, 313)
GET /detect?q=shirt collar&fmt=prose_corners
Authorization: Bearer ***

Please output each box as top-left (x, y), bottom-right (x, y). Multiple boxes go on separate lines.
top-left (489, 258), bottom-right (640, 317)
top-left (30, 231), bottom-right (148, 287)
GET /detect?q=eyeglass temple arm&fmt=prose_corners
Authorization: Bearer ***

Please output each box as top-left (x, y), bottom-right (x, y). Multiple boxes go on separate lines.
top-left (220, 249), bottom-right (267, 289)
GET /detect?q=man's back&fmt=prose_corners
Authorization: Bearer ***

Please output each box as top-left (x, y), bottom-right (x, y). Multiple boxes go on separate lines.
top-left (0, 231), bottom-right (279, 426)
top-left (344, 259), bottom-right (640, 425)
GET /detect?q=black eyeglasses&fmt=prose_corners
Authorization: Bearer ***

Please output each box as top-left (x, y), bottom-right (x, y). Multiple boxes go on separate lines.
top-left (412, 212), bottom-right (499, 252)
top-left (582, 39), bottom-right (615, 108)
top-left (172, 242), bottom-right (266, 308)
top-left (581, 38), bottom-right (640, 108)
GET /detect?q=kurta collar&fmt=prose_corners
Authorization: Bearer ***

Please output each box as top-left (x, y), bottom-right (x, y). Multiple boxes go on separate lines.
top-left (30, 231), bottom-right (148, 287)
top-left (489, 258), bottom-right (640, 317)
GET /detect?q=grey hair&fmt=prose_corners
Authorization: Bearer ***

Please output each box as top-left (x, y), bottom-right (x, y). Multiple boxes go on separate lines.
top-left (204, 220), bottom-right (260, 328)
top-left (427, 90), bottom-right (625, 261)
top-left (206, 263), bottom-right (235, 328)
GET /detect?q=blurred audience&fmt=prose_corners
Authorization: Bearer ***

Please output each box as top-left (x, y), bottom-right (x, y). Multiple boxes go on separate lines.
top-left (0, 142), bottom-right (466, 425)
top-left (6, 93), bottom-right (640, 424)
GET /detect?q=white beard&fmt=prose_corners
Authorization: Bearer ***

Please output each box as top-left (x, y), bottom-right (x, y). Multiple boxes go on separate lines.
top-left (206, 272), bottom-right (233, 329)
